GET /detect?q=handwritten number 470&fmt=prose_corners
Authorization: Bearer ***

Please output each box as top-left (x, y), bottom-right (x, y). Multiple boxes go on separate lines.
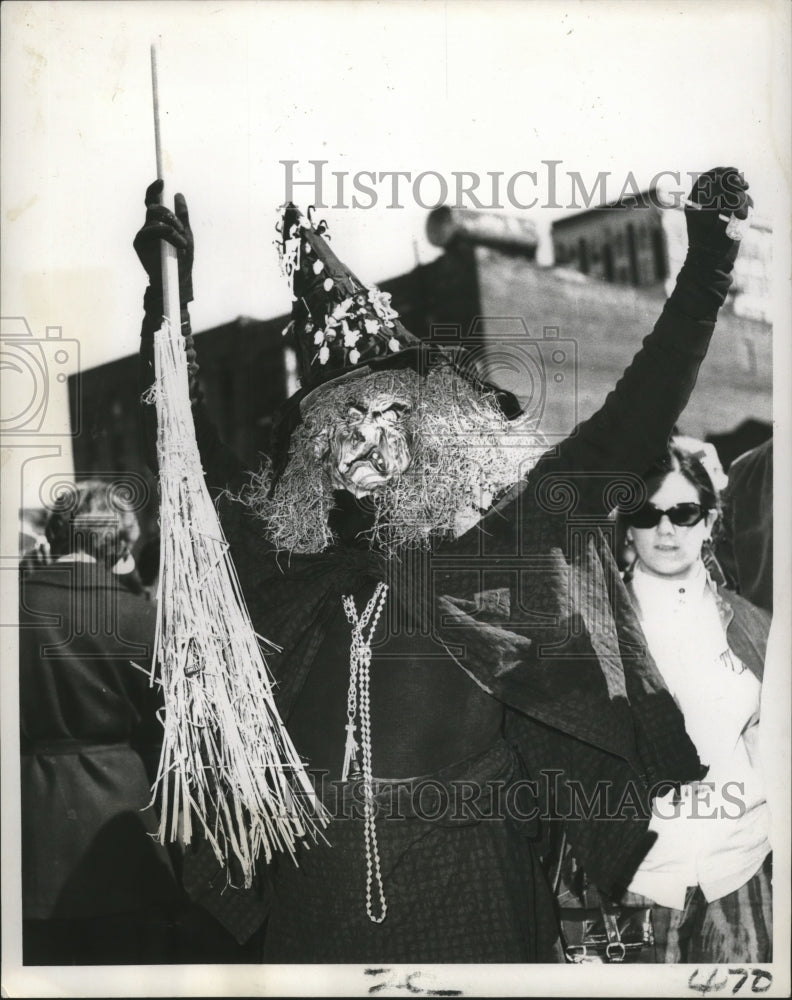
top-left (688, 969), bottom-right (772, 994)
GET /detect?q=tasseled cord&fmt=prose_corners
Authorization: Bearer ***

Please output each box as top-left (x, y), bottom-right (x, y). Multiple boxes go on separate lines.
top-left (143, 317), bottom-right (328, 887)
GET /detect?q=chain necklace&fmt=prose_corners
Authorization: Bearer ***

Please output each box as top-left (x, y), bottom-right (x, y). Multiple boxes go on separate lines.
top-left (342, 581), bottom-right (388, 924)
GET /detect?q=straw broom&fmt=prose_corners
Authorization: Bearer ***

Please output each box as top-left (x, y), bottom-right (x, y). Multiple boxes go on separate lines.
top-left (147, 44), bottom-right (327, 887)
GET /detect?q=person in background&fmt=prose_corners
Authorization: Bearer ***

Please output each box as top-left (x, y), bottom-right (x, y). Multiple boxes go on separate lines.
top-left (616, 446), bottom-right (772, 963)
top-left (717, 436), bottom-right (773, 615)
top-left (18, 480), bottom-right (180, 964)
top-left (617, 434), bottom-right (729, 581)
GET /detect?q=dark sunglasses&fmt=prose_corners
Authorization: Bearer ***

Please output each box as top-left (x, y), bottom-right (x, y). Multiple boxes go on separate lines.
top-left (628, 502), bottom-right (709, 529)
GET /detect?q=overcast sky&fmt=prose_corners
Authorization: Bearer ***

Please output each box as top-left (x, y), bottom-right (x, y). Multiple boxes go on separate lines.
top-left (2, 0), bottom-right (790, 374)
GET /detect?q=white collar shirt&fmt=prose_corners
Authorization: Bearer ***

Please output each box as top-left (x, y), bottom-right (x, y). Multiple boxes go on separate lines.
top-left (626, 562), bottom-right (770, 909)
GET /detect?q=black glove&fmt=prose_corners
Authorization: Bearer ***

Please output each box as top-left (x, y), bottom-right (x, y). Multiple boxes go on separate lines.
top-left (136, 179), bottom-right (202, 409)
top-left (684, 167), bottom-right (752, 266)
top-left (133, 178), bottom-right (194, 309)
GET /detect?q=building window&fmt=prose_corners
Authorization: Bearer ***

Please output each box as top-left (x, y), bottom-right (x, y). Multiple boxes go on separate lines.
top-left (602, 244), bottom-right (615, 282)
top-left (651, 227), bottom-right (668, 281)
top-left (578, 238), bottom-right (589, 274)
top-left (626, 223), bottom-right (639, 285)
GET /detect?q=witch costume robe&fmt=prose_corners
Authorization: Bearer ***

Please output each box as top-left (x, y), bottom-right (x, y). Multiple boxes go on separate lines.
top-left (139, 233), bottom-right (734, 963)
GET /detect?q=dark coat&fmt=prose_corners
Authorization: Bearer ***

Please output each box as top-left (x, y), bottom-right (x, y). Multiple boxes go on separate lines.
top-left (717, 438), bottom-right (773, 614)
top-left (18, 562), bottom-right (178, 919)
top-left (713, 584), bottom-right (771, 681)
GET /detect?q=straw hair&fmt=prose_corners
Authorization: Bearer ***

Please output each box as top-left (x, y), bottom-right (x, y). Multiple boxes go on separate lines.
top-left (145, 318), bottom-right (327, 887)
top-left (243, 364), bottom-right (546, 555)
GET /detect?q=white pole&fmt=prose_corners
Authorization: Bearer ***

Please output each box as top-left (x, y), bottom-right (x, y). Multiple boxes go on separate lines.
top-left (150, 42), bottom-right (182, 328)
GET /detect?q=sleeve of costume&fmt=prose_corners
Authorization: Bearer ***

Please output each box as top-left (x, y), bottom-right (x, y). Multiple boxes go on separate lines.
top-left (138, 301), bottom-right (248, 495)
top-left (539, 250), bottom-right (734, 488)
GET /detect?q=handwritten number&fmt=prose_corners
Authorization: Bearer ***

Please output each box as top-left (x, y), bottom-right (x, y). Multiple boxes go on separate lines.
top-left (751, 970), bottom-right (772, 993)
top-left (687, 969), bottom-right (772, 995)
top-left (689, 969), bottom-right (729, 993)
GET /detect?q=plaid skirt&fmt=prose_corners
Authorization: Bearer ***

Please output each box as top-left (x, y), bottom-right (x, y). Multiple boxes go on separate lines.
top-left (623, 853), bottom-right (773, 963)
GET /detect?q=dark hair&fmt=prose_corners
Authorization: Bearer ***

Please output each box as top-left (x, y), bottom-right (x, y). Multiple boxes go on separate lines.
top-left (615, 445), bottom-right (722, 576)
top-left (617, 443), bottom-right (720, 542)
top-left (45, 480), bottom-right (140, 565)
top-left (638, 445), bottom-right (719, 513)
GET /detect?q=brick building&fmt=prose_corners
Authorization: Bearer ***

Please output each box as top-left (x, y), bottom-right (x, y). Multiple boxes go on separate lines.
top-left (551, 191), bottom-right (772, 323)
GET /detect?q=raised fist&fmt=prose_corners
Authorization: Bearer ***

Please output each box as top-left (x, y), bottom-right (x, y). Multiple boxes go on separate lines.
top-left (133, 178), bottom-right (194, 306)
top-left (685, 167), bottom-right (752, 264)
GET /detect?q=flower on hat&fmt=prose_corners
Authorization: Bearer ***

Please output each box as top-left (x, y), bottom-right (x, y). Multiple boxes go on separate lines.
top-left (388, 337), bottom-right (401, 353)
top-left (313, 260), bottom-right (324, 275)
top-left (368, 287), bottom-right (399, 325)
top-left (349, 348), bottom-right (360, 364)
top-left (331, 298), bottom-right (354, 321)
top-left (342, 324), bottom-right (360, 348)
top-left (323, 278), bottom-right (334, 292)
top-left (364, 318), bottom-right (380, 336)
top-left (313, 329), bottom-right (325, 346)
top-left (318, 345), bottom-right (330, 365)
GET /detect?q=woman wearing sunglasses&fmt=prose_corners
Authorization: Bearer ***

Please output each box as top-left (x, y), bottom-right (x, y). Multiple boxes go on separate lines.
top-left (617, 445), bottom-right (772, 963)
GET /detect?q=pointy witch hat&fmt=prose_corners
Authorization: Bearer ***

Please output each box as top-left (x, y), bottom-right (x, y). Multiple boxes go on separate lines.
top-left (273, 203), bottom-right (521, 459)
top-left (277, 203), bottom-right (424, 401)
